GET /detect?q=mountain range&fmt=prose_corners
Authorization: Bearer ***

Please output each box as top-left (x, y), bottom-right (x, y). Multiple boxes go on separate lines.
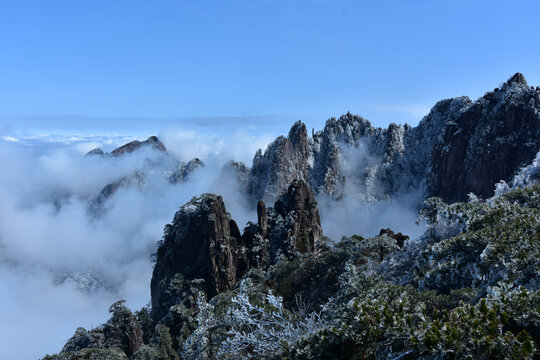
top-left (44, 73), bottom-right (540, 359)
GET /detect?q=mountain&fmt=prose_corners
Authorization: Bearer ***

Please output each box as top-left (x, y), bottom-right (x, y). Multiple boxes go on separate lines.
top-left (86, 136), bottom-right (167, 157)
top-left (243, 73), bottom-right (540, 204)
top-left (86, 137), bottom-right (204, 216)
top-left (44, 73), bottom-right (540, 359)
top-left (110, 136), bottom-right (167, 157)
top-left (430, 73), bottom-right (540, 202)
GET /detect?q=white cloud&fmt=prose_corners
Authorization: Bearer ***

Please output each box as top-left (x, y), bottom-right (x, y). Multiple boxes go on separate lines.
top-left (2, 136), bottom-right (20, 142)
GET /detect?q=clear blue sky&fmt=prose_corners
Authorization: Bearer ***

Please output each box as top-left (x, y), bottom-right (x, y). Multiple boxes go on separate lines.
top-left (1, 0), bottom-right (539, 134)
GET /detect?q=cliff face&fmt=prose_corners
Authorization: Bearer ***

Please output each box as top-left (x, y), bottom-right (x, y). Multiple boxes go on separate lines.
top-left (429, 73), bottom-right (540, 202)
top-left (272, 179), bottom-right (323, 255)
top-left (166, 158), bottom-right (204, 184)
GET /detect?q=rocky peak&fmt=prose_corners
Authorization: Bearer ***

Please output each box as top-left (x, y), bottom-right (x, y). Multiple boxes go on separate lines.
top-left (321, 112), bottom-right (379, 146)
top-left (111, 136), bottom-right (166, 156)
top-left (60, 300), bottom-right (143, 358)
top-left (89, 172), bottom-right (145, 215)
top-left (150, 194), bottom-right (247, 321)
top-left (288, 120), bottom-right (308, 149)
top-left (249, 121), bottom-right (311, 202)
top-left (270, 179), bottom-right (323, 256)
top-left (85, 148), bottom-right (105, 156)
top-left (220, 160), bottom-right (251, 188)
top-left (167, 158), bottom-right (204, 184)
top-left (384, 123), bottom-right (405, 163)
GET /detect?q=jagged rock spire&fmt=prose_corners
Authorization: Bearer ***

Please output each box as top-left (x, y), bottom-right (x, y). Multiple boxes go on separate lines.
top-left (150, 194), bottom-right (246, 321)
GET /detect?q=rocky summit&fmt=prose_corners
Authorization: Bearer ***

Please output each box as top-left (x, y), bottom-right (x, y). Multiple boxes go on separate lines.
top-left (44, 73), bottom-right (540, 360)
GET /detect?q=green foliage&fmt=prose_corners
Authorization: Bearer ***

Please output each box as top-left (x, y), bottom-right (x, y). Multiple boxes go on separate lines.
top-left (414, 186), bottom-right (540, 294)
top-left (286, 278), bottom-right (538, 359)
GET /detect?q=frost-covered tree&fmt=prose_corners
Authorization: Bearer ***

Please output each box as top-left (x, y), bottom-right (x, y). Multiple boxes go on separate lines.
top-left (217, 289), bottom-right (326, 359)
top-left (181, 278), bottom-right (327, 360)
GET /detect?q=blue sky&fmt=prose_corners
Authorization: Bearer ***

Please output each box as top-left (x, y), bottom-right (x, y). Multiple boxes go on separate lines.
top-left (1, 0), bottom-right (540, 135)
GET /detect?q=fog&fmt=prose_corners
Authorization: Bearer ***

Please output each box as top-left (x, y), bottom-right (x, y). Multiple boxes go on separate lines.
top-left (319, 191), bottom-right (426, 241)
top-left (0, 128), bottom-right (426, 358)
top-left (0, 131), bottom-right (272, 359)
top-left (315, 139), bottom-right (425, 241)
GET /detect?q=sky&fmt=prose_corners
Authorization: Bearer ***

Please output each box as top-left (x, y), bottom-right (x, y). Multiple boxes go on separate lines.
top-left (1, 0), bottom-right (540, 136)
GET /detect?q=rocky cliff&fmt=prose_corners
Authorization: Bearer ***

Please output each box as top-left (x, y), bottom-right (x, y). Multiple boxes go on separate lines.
top-left (243, 73), bottom-right (540, 204)
top-left (249, 121), bottom-right (312, 202)
top-left (429, 73), bottom-right (540, 201)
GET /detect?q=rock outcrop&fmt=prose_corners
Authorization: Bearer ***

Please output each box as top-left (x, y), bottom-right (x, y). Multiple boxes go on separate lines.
top-left (220, 160), bottom-right (251, 189)
top-left (59, 300), bottom-right (143, 358)
top-left (378, 228), bottom-right (409, 248)
top-left (429, 73), bottom-right (540, 202)
top-left (270, 179), bottom-right (323, 257)
top-left (150, 179), bottom-right (323, 322)
top-left (249, 121), bottom-right (311, 202)
top-left (88, 172), bottom-right (145, 215)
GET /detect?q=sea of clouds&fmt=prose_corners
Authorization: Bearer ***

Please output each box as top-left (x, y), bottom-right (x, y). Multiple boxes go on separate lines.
top-left (0, 126), bottom-right (425, 358)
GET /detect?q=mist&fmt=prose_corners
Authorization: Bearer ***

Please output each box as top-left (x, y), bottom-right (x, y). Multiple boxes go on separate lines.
top-left (318, 192), bottom-right (426, 241)
top-left (316, 139), bottom-right (426, 241)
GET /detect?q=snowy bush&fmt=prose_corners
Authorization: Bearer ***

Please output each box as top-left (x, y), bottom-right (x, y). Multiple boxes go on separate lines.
top-left (181, 280), bottom-right (327, 360)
